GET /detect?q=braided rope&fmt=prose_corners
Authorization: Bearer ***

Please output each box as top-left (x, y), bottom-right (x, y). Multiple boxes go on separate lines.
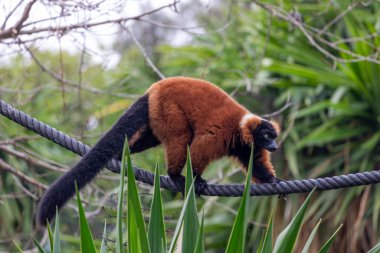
top-left (1, 99), bottom-right (380, 196)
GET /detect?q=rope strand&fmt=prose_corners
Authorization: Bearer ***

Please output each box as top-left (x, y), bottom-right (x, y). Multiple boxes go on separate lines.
top-left (1, 99), bottom-right (379, 196)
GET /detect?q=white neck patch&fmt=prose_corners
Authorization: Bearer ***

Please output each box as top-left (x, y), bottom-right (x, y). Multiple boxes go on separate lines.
top-left (239, 113), bottom-right (256, 128)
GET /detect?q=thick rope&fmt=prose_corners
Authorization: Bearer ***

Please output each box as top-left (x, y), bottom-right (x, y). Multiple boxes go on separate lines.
top-left (1, 99), bottom-right (379, 196)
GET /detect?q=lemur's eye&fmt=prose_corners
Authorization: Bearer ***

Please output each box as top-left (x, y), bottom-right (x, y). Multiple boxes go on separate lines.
top-left (264, 134), bottom-right (269, 139)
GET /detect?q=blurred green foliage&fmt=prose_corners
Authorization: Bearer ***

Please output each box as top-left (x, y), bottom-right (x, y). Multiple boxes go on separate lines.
top-left (1, 0), bottom-right (380, 252)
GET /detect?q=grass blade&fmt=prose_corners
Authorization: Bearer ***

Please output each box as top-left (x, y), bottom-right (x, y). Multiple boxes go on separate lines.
top-left (317, 224), bottom-right (343, 253)
top-left (75, 182), bottom-right (96, 253)
top-left (148, 160), bottom-right (167, 253)
top-left (12, 241), bottom-right (23, 253)
top-left (33, 238), bottom-right (47, 253)
top-left (100, 219), bottom-right (107, 253)
top-left (126, 140), bottom-right (150, 253)
top-left (367, 242), bottom-right (380, 253)
top-left (128, 206), bottom-right (144, 253)
top-left (168, 180), bottom-right (196, 253)
top-left (194, 212), bottom-right (205, 253)
top-left (273, 189), bottom-right (315, 253)
top-left (259, 215), bottom-right (273, 253)
top-left (53, 208), bottom-right (60, 253)
top-left (301, 219), bottom-right (322, 253)
top-left (183, 147), bottom-right (200, 253)
top-left (47, 221), bottom-right (54, 253)
top-left (116, 138), bottom-right (128, 253)
top-left (225, 144), bottom-right (254, 253)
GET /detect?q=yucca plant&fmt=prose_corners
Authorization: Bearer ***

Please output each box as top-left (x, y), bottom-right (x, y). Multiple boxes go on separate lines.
top-left (253, 5), bottom-right (380, 251)
top-left (31, 141), bottom-right (380, 253)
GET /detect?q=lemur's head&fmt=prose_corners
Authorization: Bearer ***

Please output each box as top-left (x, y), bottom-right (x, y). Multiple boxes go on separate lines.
top-left (240, 114), bottom-right (280, 152)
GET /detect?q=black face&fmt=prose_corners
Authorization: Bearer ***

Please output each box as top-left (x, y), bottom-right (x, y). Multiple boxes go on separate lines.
top-left (253, 120), bottom-right (278, 152)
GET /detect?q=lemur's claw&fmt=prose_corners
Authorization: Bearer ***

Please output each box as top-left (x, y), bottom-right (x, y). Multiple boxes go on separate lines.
top-left (271, 177), bottom-right (287, 199)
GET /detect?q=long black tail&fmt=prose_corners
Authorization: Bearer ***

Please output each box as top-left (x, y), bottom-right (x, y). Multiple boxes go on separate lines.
top-left (37, 94), bottom-right (151, 225)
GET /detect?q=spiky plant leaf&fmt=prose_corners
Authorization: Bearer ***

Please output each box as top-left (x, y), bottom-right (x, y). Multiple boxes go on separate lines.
top-left (273, 189), bottom-right (315, 253)
top-left (259, 215), bottom-right (273, 253)
top-left (126, 140), bottom-right (150, 253)
top-left (116, 138), bottom-right (128, 253)
top-left (100, 219), bottom-right (107, 253)
top-left (183, 147), bottom-right (201, 253)
top-left (75, 182), bottom-right (96, 253)
top-left (33, 238), bottom-right (47, 253)
top-left (53, 208), bottom-right (60, 253)
top-left (317, 224), bottom-right (343, 253)
top-left (194, 212), bottom-right (205, 253)
top-left (148, 161), bottom-right (166, 253)
top-left (301, 219), bottom-right (322, 253)
top-left (225, 144), bottom-right (254, 253)
top-left (168, 180), bottom-right (196, 253)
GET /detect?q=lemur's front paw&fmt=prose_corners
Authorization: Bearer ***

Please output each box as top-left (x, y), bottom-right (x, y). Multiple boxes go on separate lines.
top-left (262, 176), bottom-right (282, 184)
top-left (194, 176), bottom-right (208, 196)
top-left (270, 177), bottom-right (288, 199)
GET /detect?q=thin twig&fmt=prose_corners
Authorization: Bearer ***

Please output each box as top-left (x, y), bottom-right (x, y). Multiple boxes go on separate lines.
top-left (1, 0), bottom-right (25, 30)
top-left (0, 158), bottom-right (48, 189)
top-left (23, 44), bottom-right (140, 98)
top-left (0, 0), bottom-right (180, 40)
top-left (0, 136), bottom-right (40, 146)
top-left (262, 99), bottom-right (292, 118)
top-left (0, 145), bottom-right (66, 173)
top-left (123, 26), bottom-right (165, 80)
top-left (251, 0), bottom-right (380, 64)
top-left (317, 1), bottom-right (359, 36)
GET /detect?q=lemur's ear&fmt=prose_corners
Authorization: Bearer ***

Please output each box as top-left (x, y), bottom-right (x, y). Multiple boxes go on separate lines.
top-left (241, 125), bottom-right (253, 144)
top-left (240, 114), bottom-right (261, 144)
top-left (270, 120), bottom-right (281, 134)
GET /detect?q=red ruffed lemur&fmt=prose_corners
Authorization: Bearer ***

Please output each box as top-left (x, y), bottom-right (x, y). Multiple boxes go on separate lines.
top-left (37, 77), bottom-right (280, 225)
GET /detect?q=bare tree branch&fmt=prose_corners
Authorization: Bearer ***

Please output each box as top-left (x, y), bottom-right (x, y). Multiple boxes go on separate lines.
top-left (251, 0), bottom-right (380, 64)
top-left (123, 26), bottom-right (166, 80)
top-left (0, 158), bottom-right (48, 189)
top-left (0, 0), bottom-right (37, 40)
top-left (0, 0), bottom-right (180, 41)
top-left (1, 0), bottom-right (25, 30)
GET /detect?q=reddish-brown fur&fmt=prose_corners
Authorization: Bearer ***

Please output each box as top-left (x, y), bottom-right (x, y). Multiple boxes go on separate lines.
top-left (37, 77), bottom-right (280, 225)
top-left (147, 77), bottom-right (278, 181)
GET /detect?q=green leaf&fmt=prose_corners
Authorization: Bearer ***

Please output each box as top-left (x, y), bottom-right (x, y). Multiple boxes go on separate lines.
top-left (53, 208), bottom-right (60, 253)
top-left (367, 242), bottom-right (380, 253)
top-left (148, 161), bottom-right (167, 253)
top-left (100, 219), bottom-right (108, 253)
top-left (168, 180), bottom-right (196, 253)
top-left (33, 238), bottom-right (47, 253)
top-left (47, 221), bottom-right (54, 253)
top-left (301, 219), bottom-right (322, 253)
top-left (12, 241), bottom-right (23, 253)
top-left (317, 224), bottom-right (343, 253)
top-left (273, 189), bottom-right (315, 253)
top-left (194, 212), bottom-right (205, 253)
top-left (116, 138), bottom-right (128, 253)
top-left (225, 144), bottom-right (254, 253)
top-left (295, 101), bottom-right (331, 119)
top-left (126, 140), bottom-right (150, 253)
top-left (128, 206), bottom-right (144, 253)
top-left (75, 182), bottom-right (97, 253)
top-left (259, 215), bottom-right (273, 253)
top-left (297, 120), bottom-right (370, 149)
top-left (267, 61), bottom-right (348, 87)
top-left (183, 147), bottom-right (200, 253)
